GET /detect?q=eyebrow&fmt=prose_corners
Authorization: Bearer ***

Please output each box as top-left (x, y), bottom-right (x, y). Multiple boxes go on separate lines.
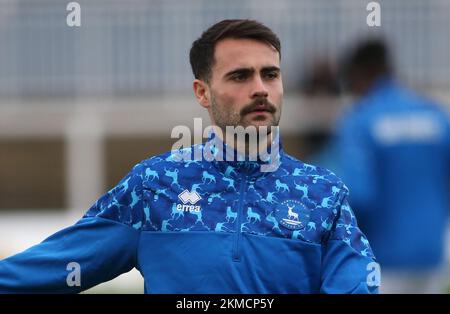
top-left (224, 66), bottom-right (281, 79)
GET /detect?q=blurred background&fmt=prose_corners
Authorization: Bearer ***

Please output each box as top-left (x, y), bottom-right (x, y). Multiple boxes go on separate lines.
top-left (1, 0), bottom-right (450, 293)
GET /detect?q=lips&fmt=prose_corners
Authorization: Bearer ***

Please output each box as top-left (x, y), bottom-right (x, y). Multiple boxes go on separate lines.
top-left (249, 110), bottom-right (269, 114)
top-left (252, 104), bottom-right (271, 111)
top-left (250, 108), bottom-right (270, 113)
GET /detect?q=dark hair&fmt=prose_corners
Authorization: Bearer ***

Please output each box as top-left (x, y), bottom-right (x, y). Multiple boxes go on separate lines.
top-left (344, 38), bottom-right (392, 77)
top-left (190, 19), bottom-right (281, 82)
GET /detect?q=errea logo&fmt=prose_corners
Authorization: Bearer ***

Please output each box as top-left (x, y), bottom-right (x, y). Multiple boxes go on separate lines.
top-left (177, 189), bottom-right (202, 212)
top-left (179, 189), bottom-right (201, 204)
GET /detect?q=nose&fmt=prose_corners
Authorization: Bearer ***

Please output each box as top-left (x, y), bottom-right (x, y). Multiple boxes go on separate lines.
top-left (250, 75), bottom-right (269, 98)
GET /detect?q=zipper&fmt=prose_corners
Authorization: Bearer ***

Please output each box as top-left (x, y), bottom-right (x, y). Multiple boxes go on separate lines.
top-left (232, 174), bottom-right (247, 262)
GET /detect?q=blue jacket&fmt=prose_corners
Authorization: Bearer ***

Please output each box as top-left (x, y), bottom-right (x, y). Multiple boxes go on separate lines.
top-left (334, 79), bottom-right (450, 270)
top-left (0, 137), bottom-right (378, 293)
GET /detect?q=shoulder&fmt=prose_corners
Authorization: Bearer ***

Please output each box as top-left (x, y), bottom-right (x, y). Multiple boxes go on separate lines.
top-left (281, 153), bottom-right (349, 201)
top-left (335, 102), bottom-right (373, 139)
top-left (133, 144), bottom-right (208, 189)
top-left (141, 144), bottom-right (204, 167)
top-left (282, 153), bottom-right (343, 181)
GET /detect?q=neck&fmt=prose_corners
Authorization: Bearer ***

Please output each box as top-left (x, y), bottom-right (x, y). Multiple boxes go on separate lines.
top-left (206, 125), bottom-right (282, 173)
top-left (213, 125), bottom-right (276, 159)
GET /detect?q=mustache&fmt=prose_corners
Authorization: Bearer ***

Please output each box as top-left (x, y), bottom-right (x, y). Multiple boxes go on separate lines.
top-left (240, 98), bottom-right (277, 116)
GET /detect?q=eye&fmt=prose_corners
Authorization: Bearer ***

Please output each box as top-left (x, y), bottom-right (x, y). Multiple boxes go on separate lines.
top-left (264, 71), bottom-right (279, 80)
top-left (231, 73), bottom-right (248, 82)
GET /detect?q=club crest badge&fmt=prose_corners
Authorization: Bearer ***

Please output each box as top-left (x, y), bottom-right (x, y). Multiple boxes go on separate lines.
top-left (274, 200), bottom-right (310, 230)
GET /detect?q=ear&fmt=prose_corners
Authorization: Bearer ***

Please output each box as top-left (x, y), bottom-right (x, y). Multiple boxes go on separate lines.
top-left (193, 79), bottom-right (211, 109)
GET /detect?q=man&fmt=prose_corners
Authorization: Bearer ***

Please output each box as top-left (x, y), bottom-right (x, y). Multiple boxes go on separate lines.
top-left (334, 39), bottom-right (450, 293)
top-left (0, 19), bottom-right (378, 294)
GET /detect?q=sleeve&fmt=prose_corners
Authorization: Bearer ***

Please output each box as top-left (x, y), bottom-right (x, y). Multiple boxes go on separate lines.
top-left (334, 113), bottom-right (377, 211)
top-left (0, 163), bottom-right (146, 294)
top-left (320, 186), bottom-right (380, 294)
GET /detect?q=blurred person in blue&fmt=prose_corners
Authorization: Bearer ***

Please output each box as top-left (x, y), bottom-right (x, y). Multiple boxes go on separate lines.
top-left (334, 39), bottom-right (450, 293)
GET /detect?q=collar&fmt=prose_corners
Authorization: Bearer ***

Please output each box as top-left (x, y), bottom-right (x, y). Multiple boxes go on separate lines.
top-left (203, 128), bottom-right (284, 179)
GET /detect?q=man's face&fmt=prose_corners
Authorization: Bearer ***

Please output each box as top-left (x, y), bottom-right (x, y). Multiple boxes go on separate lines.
top-left (203, 38), bottom-right (283, 132)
